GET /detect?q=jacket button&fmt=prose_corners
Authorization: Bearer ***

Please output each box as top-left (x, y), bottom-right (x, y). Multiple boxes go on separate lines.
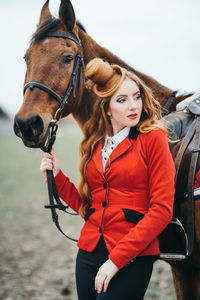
top-left (102, 201), bottom-right (107, 207)
top-left (103, 183), bottom-right (107, 189)
top-left (99, 227), bottom-right (102, 233)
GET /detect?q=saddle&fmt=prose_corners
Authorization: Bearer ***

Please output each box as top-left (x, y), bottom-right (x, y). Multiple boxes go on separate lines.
top-left (158, 95), bottom-right (200, 261)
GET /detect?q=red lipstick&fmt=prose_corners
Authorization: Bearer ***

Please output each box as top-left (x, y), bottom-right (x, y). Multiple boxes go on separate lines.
top-left (127, 114), bottom-right (137, 119)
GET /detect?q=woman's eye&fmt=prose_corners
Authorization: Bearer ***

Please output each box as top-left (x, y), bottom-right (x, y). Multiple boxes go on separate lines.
top-left (134, 93), bottom-right (141, 100)
top-left (116, 98), bottom-right (126, 103)
top-left (62, 54), bottom-right (73, 64)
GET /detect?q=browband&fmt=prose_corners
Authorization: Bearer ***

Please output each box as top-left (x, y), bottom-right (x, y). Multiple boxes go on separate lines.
top-left (46, 32), bottom-right (82, 46)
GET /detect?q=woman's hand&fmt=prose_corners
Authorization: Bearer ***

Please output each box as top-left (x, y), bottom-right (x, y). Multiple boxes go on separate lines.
top-left (95, 259), bottom-right (119, 293)
top-left (40, 148), bottom-right (60, 177)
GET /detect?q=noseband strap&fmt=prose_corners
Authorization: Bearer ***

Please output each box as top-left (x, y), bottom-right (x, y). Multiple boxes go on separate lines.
top-left (23, 81), bottom-right (63, 104)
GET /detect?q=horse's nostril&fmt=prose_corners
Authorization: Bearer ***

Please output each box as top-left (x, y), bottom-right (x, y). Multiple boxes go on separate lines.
top-left (13, 118), bottom-right (23, 138)
top-left (28, 115), bottom-right (44, 136)
top-left (14, 115), bottom-right (44, 142)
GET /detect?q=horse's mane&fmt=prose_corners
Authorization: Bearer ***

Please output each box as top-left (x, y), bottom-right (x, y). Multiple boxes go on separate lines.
top-left (76, 20), bottom-right (86, 33)
top-left (32, 17), bottom-right (86, 42)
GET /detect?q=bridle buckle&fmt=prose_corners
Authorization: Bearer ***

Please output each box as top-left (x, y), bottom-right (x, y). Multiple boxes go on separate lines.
top-left (50, 108), bottom-right (62, 125)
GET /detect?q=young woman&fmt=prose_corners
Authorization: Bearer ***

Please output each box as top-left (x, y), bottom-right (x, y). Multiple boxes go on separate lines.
top-left (40, 58), bottom-right (176, 300)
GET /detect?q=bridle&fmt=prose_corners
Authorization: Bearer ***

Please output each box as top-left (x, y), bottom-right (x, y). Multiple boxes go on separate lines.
top-left (23, 32), bottom-right (85, 132)
top-left (23, 32), bottom-right (85, 241)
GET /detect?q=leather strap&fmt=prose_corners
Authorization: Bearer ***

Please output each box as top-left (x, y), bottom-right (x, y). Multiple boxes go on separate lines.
top-left (23, 82), bottom-right (63, 104)
top-left (161, 91), bottom-right (178, 117)
top-left (174, 118), bottom-right (196, 184)
top-left (46, 32), bottom-right (82, 46)
top-left (187, 116), bottom-right (200, 254)
top-left (45, 170), bottom-right (78, 242)
top-left (43, 124), bottom-right (78, 241)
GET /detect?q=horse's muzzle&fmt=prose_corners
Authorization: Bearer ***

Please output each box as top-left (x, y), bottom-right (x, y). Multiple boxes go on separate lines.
top-left (13, 114), bottom-right (44, 146)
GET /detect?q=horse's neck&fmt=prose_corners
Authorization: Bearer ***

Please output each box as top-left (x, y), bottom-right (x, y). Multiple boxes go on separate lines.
top-left (73, 29), bottom-right (189, 127)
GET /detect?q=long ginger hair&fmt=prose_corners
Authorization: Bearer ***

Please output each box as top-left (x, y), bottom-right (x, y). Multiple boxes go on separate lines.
top-left (78, 58), bottom-right (171, 218)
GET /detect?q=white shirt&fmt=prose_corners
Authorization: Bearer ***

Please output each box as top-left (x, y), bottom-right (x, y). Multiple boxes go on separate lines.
top-left (102, 127), bottom-right (130, 169)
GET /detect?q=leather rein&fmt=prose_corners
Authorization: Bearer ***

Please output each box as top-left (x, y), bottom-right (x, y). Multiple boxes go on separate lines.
top-left (23, 32), bottom-right (85, 241)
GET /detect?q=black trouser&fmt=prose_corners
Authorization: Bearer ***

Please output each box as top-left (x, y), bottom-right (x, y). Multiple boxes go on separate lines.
top-left (75, 235), bottom-right (156, 300)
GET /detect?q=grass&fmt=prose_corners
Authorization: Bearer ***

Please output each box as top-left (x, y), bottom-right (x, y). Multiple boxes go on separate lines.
top-left (0, 133), bottom-right (81, 215)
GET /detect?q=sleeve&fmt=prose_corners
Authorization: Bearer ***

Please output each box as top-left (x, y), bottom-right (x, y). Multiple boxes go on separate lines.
top-left (108, 129), bottom-right (176, 269)
top-left (54, 169), bottom-right (82, 213)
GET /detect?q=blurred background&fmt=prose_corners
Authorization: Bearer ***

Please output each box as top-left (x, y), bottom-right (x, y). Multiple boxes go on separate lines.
top-left (0, 0), bottom-right (199, 299)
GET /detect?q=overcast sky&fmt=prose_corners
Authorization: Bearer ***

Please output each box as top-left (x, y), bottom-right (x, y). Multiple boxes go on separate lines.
top-left (1, 0), bottom-right (200, 116)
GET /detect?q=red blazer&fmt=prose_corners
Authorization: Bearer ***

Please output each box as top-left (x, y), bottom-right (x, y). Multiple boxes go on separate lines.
top-left (54, 127), bottom-right (175, 269)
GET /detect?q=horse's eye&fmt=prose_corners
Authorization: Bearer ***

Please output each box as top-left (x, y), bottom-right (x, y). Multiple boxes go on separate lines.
top-left (63, 54), bottom-right (73, 64)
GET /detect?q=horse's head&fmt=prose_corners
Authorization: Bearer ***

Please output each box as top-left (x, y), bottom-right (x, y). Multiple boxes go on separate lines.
top-left (14, 0), bottom-right (84, 148)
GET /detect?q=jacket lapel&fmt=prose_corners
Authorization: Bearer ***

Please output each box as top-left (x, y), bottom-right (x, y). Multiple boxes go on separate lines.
top-left (91, 139), bottom-right (104, 174)
top-left (105, 136), bottom-right (132, 170)
top-left (91, 127), bottom-right (140, 174)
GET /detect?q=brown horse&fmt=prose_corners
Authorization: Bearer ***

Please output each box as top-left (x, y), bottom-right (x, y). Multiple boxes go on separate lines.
top-left (13, 0), bottom-right (200, 299)
top-left (13, 0), bottom-right (190, 148)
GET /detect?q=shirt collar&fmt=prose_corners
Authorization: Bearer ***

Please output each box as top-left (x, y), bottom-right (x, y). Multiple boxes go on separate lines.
top-left (106, 127), bottom-right (130, 146)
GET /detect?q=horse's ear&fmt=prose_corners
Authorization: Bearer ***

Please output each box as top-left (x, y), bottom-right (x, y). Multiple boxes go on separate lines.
top-left (38, 0), bottom-right (52, 26)
top-left (59, 0), bottom-right (76, 32)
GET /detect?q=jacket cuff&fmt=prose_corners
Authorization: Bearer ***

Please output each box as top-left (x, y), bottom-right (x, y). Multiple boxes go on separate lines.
top-left (108, 253), bottom-right (130, 269)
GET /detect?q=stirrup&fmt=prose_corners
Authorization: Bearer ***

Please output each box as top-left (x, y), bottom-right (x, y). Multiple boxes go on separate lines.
top-left (159, 218), bottom-right (188, 261)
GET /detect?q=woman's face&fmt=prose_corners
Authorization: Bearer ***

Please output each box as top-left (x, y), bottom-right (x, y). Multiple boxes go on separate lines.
top-left (108, 78), bottom-right (143, 135)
